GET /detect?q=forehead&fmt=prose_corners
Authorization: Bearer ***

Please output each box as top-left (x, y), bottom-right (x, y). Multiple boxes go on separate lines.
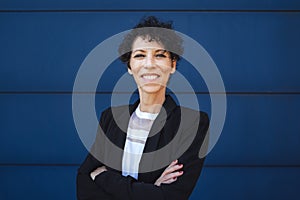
top-left (132, 36), bottom-right (165, 52)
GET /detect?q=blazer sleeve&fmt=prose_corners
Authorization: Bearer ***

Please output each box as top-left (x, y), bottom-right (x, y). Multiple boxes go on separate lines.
top-left (77, 153), bottom-right (113, 200)
top-left (76, 108), bottom-right (115, 200)
top-left (93, 112), bottom-right (210, 200)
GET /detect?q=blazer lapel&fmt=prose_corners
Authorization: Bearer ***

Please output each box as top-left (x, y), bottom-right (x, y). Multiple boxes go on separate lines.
top-left (110, 95), bottom-right (178, 182)
top-left (139, 95), bottom-right (178, 182)
top-left (143, 95), bottom-right (178, 152)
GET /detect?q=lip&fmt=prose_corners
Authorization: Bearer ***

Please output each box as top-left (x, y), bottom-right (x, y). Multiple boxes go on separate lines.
top-left (140, 73), bottom-right (160, 81)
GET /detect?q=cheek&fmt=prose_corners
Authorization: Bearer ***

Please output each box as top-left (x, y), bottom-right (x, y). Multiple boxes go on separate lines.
top-left (129, 60), bottom-right (141, 71)
top-left (161, 64), bottom-right (174, 74)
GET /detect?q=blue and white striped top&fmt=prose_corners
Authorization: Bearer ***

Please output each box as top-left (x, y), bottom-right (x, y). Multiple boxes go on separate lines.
top-left (122, 104), bottom-right (159, 179)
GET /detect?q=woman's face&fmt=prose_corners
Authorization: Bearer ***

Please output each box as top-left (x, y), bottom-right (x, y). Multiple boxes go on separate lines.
top-left (128, 36), bottom-right (176, 95)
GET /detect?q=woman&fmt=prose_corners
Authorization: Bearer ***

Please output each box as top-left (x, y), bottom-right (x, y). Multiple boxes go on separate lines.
top-left (77, 16), bottom-right (209, 200)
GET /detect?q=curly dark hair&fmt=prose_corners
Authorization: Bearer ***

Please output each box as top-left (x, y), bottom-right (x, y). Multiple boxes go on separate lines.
top-left (118, 16), bottom-right (184, 69)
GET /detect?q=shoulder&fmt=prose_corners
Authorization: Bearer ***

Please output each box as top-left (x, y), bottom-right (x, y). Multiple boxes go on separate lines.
top-left (173, 106), bottom-right (209, 127)
top-left (164, 105), bottom-right (209, 145)
top-left (174, 106), bottom-right (209, 147)
top-left (100, 105), bottom-right (129, 119)
top-left (99, 105), bottom-right (131, 130)
top-left (100, 103), bottom-right (136, 120)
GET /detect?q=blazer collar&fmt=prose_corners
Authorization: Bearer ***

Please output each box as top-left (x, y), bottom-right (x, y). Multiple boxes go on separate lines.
top-left (111, 95), bottom-right (178, 144)
top-left (128, 95), bottom-right (177, 122)
top-left (109, 95), bottom-right (178, 179)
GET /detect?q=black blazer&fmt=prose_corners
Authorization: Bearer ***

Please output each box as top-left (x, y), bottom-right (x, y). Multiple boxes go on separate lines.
top-left (77, 95), bottom-right (209, 200)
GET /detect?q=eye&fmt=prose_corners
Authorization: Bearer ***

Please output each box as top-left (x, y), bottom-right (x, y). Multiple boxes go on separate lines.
top-left (155, 54), bottom-right (167, 58)
top-left (133, 54), bottom-right (145, 58)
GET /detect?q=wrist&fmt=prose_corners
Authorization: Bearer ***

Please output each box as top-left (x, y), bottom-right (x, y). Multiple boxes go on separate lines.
top-left (90, 166), bottom-right (107, 180)
top-left (90, 171), bottom-right (97, 180)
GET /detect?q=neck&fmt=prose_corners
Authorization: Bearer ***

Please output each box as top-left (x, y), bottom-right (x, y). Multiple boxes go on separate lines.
top-left (138, 90), bottom-right (165, 113)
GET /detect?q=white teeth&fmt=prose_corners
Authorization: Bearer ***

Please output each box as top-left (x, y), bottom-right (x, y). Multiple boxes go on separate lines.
top-left (142, 75), bottom-right (159, 80)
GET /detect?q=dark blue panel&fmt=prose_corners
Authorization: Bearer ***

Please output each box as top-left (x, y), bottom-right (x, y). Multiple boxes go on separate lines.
top-left (0, 12), bottom-right (300, 92)
top-left (191, 167), bottom-right (300, 200)
top-left (0, 165), bottom-right (77, 200)
top-left (0, 94), bottom-right (300, 165)
top-left (0, 0), bottom-right (300, 10)
top-left (188, 12), bottom-right (300, 93)
top-left (0, 166), bottom-right (299, 200)
top-left (0, 94), bottom-right (89, 164)
top-left (206, 94), bottom-right (300, 165)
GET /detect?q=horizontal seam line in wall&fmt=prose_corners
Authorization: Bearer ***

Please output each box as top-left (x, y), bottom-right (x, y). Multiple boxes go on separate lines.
top-left (1, 163), bottom-right (300, 168)
top-left (204, 165), bottom-right (300, 168)
top-left (0, 91), bottom-right (300, 95)
top-left (0, 9), bottom-right (300, 13)
top-left (0, 163), bottom-right (80, 166)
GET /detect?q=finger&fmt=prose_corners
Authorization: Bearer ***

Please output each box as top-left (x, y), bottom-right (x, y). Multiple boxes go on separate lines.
top-left (163, 164), bottom-right (183, 175)
top-left (95, 167), bottom-right (103, 172)
top-left (99, 166), bottom-right (107, 170)
top-left (161, 177), bottom-right (177, 184)
top-left (166, 160), bottom-right (178, 169)
top-left (94, 166), bottom-right (107, 174)
top-left (162, 171), bottom-right (184, 181)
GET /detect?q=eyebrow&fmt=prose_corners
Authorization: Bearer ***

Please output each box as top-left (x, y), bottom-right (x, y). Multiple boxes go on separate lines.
top-left (132, 49), bottom-right (167, 53)
top-left (156, 49), bottom-right (167, 53)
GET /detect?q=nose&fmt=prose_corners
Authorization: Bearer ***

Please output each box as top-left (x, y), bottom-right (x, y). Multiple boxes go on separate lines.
top-left (144, 54), bottom-right (155, 68)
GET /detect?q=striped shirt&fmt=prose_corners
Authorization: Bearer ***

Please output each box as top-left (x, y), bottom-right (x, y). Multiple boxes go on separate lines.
top-left (122, 104), bottom-right (159, 179)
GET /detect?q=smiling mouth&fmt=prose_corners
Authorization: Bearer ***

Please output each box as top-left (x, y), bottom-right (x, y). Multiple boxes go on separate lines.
top-left (141, 74), bottom-right (160, 81)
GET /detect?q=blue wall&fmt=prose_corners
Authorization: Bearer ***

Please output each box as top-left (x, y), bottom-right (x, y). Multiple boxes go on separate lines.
top-left (1, 1), bottom-right (300, 199)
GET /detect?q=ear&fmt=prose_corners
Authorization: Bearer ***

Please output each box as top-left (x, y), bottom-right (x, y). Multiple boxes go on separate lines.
top-left (170, 60), bottom-right (177, 74)
top-left (128, 67), bottom-right (133, 75)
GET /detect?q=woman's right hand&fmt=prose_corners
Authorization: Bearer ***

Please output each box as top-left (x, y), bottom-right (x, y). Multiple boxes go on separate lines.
top-left (90, 166), bottom-right (107, 181)
top-left (154, 160), bottom-right (184, 186)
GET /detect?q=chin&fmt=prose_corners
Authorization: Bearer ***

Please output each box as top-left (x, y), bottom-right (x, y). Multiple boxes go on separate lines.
top-left (140, 85), bottom-right (165, 94)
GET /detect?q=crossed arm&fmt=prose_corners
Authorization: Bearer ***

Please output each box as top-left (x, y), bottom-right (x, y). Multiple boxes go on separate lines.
top-left (90, 159), bottom-right (183, 186)
top-left (77, 108), bottom-right (209, 200)
top-left (77, 153), bottom-right (204, 200)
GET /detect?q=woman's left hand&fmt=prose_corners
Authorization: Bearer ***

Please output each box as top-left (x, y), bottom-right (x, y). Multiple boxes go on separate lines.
top-left (154, 160), bottom-right (184, 186)
top-left (90, 166), bottom-right (107, 180)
